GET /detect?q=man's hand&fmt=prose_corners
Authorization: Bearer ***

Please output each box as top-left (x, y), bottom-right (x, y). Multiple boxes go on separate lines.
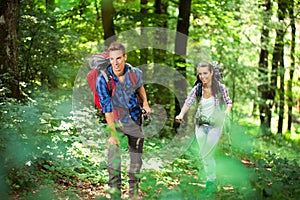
top-left (108, 136), bottom-right (120, 145)
top-left (142, 104), bottom-right (151, 115)
top-left (105, 112), bottom-right (120, 145)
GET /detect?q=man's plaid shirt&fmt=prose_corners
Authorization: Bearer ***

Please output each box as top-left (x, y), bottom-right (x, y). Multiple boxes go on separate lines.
top-left (96, 65), bottom-right (143, 123)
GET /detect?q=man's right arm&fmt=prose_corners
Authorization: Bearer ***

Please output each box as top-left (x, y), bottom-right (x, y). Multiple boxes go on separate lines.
top-left (105, 112), bottom-right (120, 145)
top-left (96, 76), bottom-right (119, 145)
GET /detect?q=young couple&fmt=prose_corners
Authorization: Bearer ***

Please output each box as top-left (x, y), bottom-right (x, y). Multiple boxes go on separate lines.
top-left (96, 41), bottom-right (232, 198)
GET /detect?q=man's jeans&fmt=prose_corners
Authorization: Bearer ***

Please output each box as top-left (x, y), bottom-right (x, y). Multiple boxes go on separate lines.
top-left (107, 118), bottom-right (144, 193)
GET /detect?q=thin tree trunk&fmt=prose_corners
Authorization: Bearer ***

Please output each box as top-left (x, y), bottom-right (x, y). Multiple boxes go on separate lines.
top-left (258, 0), bottom-right (272, 135)
top-left (94, 0), bottom-right (102, 46)
top-left (275, 0), bottom-right (287, 134)
top-left (46, 0), bottom-right (55, 12)
top-left (175, 0), bottom-right (191, 58)
top-left (44, 0), bottom-right (56, 87)
top-left (153, 0), bottom-right (168, 63)
top-left (101, 0), bottom-right (116, 46)
top-left (287, 0), bottom-right (295, 131)
top-left (278, 51), bottom-right (285, 134)
top-left (0, 0), bottom-right (22, 100)
top-left (140, 0), bottom-right (148, 65)
top-left (174, 0), bottom-right (191, 130)
top-left (152, 0), bottom-right (174, 136)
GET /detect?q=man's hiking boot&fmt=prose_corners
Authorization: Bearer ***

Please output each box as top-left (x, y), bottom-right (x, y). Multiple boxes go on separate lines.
top-left (129, 181), bottom-right (139, 199)
top-left (108, 187), bottom-right (121, 199)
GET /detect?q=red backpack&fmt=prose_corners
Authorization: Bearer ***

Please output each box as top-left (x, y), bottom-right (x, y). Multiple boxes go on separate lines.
top-left (86, 51), bottom-right (138, 111)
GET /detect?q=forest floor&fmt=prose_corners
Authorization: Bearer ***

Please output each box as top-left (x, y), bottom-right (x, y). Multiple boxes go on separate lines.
top-left (6, 88), bottom-right (300, 200)
top-left (46, 158), bottom-right (255, 199)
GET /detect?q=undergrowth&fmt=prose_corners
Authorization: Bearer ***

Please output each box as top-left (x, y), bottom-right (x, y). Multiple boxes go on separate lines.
top-left (1, 90), bottom-right (299, 199)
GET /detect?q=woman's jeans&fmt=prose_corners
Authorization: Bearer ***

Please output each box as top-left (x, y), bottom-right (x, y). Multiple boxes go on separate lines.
top-left (107, 118), bottom-right (144, 193)
top-left (195, 125), bottom-right (222, 182)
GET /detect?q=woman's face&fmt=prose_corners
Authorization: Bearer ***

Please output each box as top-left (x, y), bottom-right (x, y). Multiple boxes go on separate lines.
top-left (197, 66), bottom-right (213, 84)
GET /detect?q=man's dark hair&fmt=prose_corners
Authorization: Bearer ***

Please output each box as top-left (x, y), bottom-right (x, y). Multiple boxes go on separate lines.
top-left (108, 41), bottom-right (126, 54)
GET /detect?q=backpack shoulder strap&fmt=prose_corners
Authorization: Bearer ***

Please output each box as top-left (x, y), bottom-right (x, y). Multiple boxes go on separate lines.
top-left (126, 63), bottom-right (138, 88)
top-left (100, 64), bottom-right (138, 97)
top-left (99, 69), bottom-right (109, 82)
top-left (100, 66), bottom-right (115, 97)
top-left (195, 82), bottom-right (202, 100)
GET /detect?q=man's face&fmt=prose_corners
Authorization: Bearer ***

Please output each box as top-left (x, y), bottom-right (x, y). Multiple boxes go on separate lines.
top-left (109, 50), bottom-right (127, 77)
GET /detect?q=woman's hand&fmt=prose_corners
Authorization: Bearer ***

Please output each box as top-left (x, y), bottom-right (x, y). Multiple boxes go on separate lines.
top-left (175, 114), bottom-right (184, 123)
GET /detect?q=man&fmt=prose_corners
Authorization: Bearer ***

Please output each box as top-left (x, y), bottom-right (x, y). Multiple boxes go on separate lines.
top-left (96, 41), bottom-right (151, 198)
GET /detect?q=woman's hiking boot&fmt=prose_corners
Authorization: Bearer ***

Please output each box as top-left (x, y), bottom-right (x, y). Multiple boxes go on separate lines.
top-left (205, 181), bottom-right (218, 194)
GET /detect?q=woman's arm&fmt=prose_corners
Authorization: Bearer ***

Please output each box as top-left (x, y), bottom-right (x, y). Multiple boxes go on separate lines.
top-left (175, 104), bottom-right (190, 122)
top-left (225, 104), bottom-right (232, 115)
top-left (175, 85), bottom-right (198, 122)
top-left (220, 83), bottom-right (232, 115)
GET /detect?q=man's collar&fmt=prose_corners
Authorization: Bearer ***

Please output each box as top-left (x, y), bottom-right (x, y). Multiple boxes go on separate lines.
top-left (108, 64), bottom-right (128, 78)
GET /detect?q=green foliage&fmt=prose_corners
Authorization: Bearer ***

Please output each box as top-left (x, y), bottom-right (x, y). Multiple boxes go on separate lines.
top-left (0, 70), bottom-right (15, 100)
top-left (1, 88), bottom-right (300, 199)
top-left (0, 90), bottom-right (65, 193)
top-left (251, 151), bottom-right (300, 199)
top-left (2, 0), bottom-right (300, 199)
top-left (18, 0), bottom-right (91, 90)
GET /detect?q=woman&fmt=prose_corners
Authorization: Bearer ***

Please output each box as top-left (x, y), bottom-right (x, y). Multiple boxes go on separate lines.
top-left (175, 62), bottom-right (232, 193)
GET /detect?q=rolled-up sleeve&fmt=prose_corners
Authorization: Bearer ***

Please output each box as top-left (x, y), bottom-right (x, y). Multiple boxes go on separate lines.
top-left (96, 75), bottom-right (112, 113)
top-left (184, 85), bottom-right (197, 107)
top-left (220, 83), bottom-right (232, 106)
top-left (134, 68), bottom-right (143, 89)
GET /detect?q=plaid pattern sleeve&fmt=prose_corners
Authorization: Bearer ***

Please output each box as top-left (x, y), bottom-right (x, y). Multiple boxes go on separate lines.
top-left (127, 68), bottom-right (143, 121)
top-left (184, 85), bottom-right (198, 107)
top-left (96, 75), bottom-right (112, 113)
top-left (219, 83), bottom-right (232, 106)
top-left (134, 68), bottom-right (143, 89)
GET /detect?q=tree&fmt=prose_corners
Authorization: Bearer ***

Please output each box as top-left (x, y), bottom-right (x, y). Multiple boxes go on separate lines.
top-left (152, 0), bottom-right (174, 134)
top-left (153, 0), bottom-right (168, 63)
top-left (140, 0), bottom-right (149, 65)
top-left (0, 0), bottom-right (22, 100)
top-left (46, 0), bottom-right (55, 12)
top-left (101, 0), bottom-right (116, 46)
top-left (258, 0), bottom-right (272, 134)
top-left (174, 0), bottom-right (192, 129)
top-left (287, 0), bottom-right (296, 131)
top-left (273, 0), bottom-right (287, 134)
top-left (175, 0), bottom-right (191, 59)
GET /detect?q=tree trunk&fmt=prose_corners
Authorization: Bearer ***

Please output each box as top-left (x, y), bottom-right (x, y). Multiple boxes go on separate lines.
top-left (175, 0), bottom-right (191, 58)
top-left (152, 0), bottom-right (174, 136)
top-left (44, 0), bottom-right (56, 87)
top-left (0, 0), bottom-right (21, 100)
top-left (258, 0), bottom-right (272, 135)
top-left (277, 50), bottom-right (285, 134)
top-left (153, 0), bottom-right (168, 63)
top-left (274, 0), bottom-right (287, 134)
top-left (287, 0), bottom-right (295, 131)
top-left (140, 0), bottom-right (148, 65)
top-left (101, 0), bottom-right (116, 47)
top-left (173, 0), bottom-right (191, 130)
top-left (46, 0), bottom-right (55, 12)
